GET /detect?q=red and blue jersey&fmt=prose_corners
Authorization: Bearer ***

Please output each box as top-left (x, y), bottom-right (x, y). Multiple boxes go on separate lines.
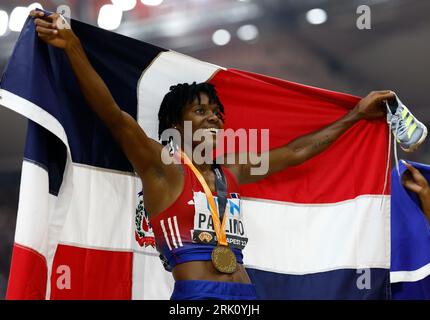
top-left (149, 163), bottom-right (248, 270)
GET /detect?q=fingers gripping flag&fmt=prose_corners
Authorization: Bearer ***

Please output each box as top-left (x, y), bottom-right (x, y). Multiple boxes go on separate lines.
top-left (0, 16), bottom-right (391, 299)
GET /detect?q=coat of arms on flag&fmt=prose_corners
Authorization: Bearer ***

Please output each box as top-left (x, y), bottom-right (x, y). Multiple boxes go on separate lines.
top-left (135, 191), bottom-right (156, 248)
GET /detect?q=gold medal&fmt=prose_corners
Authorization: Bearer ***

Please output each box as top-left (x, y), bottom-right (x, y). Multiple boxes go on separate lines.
top-left (211, 245), bottom-right (237, 274)
top-left (181, 151), bottom-right (237, 274)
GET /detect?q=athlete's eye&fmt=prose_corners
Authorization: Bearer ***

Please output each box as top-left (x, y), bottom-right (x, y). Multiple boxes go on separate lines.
top-left (195, 107), bottom-right (205, 115)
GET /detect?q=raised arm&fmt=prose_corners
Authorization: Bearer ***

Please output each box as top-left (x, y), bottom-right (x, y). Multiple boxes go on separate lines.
top-left (228, 90), bottom-right (394, 185)
top-left (31, 11), bottom-right (163, 178)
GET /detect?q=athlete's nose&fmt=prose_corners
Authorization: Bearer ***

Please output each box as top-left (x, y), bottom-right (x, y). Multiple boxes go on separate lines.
top-left (206, 110), bottom-right (220, 125)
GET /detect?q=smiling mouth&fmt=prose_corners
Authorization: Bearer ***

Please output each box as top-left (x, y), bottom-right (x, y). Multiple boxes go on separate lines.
top-left (203, 128), bottom-right (219, 135)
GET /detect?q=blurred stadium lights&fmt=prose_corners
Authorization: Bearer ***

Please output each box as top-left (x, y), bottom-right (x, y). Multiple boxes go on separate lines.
top-left (111, 0), bottom-right (137, 11)
top-left (0, 0), bottom-right (263, 51)
top-left (98, 4), bottom-right (123, 30)
top-left (28, 2), bottom-right (43, 12)
top-left (237, 24), bottom-right (258, 42)
top-left (8, 7), bottom-right (28, 32)
top-left (141, 0), bottom-right (164, 6)
top-left (8, 2), bottom-right (43, 32)
top-left (212, 29), bottom-right (231, 46)
top-left (120, 0), bottom-right (261, 43)
top-left (158, 18), bottom-right (191, 37)
top-left (306, 8), bottom-right (328, 25)
top-left (0, 10), bottom-right (8, 36)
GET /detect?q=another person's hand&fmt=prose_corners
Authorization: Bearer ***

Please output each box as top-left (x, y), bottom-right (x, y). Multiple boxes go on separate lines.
top-left (402, 161), bottom-right (430, 197)
top-left (402, 161), bottom-right (430, 223)
top-left (30, 10), bottom-right (77, 49)
top-left (353, 91), bottom-right (395, 120)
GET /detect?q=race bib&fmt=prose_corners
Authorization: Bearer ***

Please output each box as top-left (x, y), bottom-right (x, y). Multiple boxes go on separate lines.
top-left (191, 191), bottom-right (248, 249)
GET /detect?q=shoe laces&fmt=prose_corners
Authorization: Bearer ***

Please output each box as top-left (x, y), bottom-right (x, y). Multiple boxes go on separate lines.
top-left (380, 122), bottom-right (392, 210)
top-left (389, 111), bottom-right (408, 138)
top-left (389, 112), bottom-right (404, 178)
top-left (380, 95), bottom-right (406, 209)
top-left (380, 114), bottom-right (401, 210)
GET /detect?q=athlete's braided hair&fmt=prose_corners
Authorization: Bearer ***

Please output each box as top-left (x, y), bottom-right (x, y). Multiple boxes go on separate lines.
top-left (158, 82), bottom-right (225, 142)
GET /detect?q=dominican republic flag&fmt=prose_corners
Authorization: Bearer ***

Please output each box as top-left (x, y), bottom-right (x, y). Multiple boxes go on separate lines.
top-left (390, 161), bottom-right (430, 299)
top-left (1, 15), bottom-right (392, 300)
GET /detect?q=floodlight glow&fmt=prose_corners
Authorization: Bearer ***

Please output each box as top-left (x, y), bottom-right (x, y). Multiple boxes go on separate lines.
top-left (141, 0), bottom-right (164, 6)
top-left (0, 10), bottom-right (8, 36)
top-left (111, 0), bottom-right (137, 11)
top-left (28, 3), bottom-right (44, 11)
top-left (212, 29), bottom-right (231, 46)
top-left (306, 8), bottom-right (327, 25)
top-left (98, 4), bottom-right (123, 30)
top-left (9, 7), bottom-right (29, 32)
top-left (237, 24), bottom-right (258, 41)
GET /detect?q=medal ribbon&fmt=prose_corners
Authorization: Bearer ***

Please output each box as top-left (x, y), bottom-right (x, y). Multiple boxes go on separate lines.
top-left (180, 151), bottom-right (228, 246)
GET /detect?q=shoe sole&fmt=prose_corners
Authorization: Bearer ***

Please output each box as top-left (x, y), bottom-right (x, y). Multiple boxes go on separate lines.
top-left (400, 119), bottom-right (428, 153)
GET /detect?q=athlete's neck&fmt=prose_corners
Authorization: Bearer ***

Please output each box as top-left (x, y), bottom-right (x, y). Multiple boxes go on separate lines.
top-left (194, 162), bottom-right (213, 175)
top-left (182, 144), bottom-right (214, 174)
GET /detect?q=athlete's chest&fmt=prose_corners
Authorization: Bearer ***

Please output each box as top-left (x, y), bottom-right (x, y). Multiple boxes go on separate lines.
top-left (200, 170), bottom-right (217, 193)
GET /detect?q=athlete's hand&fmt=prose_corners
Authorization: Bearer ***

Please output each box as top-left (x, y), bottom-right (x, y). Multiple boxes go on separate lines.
top-left (353, 90), bottom-right (395, 120)
top-left (30, 10), bottom-right (77, 49)
top-left (402, 161), bottom-right (430, 198)
top-left (402, 161), bottom-right (430, 223)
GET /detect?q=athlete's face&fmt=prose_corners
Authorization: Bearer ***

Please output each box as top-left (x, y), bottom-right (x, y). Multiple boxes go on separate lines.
top-left (179, 92), bottom-right (224, 150)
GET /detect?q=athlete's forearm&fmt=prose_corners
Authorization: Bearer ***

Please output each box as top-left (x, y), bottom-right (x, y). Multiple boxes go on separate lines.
top-left (257, 108), bottom-right (362, 179)
top-left (285, 108), bottom-right (361, 165)
top-left (64, 38), bottom-right (122, 129)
